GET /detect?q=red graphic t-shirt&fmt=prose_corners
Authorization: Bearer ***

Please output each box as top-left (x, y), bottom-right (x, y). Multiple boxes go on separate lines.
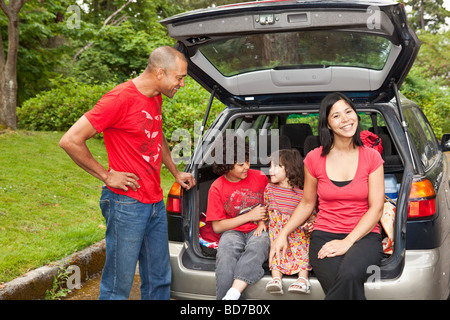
top-left (85, 80), bottom-right (163, 204)
top-left (206, 169), bottom-right (268, 241)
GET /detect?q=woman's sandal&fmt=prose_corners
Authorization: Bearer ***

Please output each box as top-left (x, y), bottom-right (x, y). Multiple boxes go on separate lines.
top-left (288, 276), bottom-right (311, 294)
top-left (265, 277), bottom-right (283, 295)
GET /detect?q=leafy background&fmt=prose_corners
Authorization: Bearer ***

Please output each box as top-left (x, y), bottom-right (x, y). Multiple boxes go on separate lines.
top-left (0, 0), bottom-right (446, 138)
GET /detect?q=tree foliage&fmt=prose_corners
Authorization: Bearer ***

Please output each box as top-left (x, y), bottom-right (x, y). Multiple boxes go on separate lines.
top-left (400, 30), bottom-right (449, 138)
top-left (396, 0), bottom-right (449, 139)
top-left (3, 0), bottom-right (448, 139)
top-left (17, 77), bottom-right (116, 131)
top-left (15, 0), bottom-right (70, 105)
top-left (400, 0), bottom-right (450, 32)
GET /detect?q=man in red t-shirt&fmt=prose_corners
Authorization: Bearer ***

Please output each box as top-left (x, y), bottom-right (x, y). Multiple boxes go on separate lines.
top-left (59, 46), bottom-right (195, 300)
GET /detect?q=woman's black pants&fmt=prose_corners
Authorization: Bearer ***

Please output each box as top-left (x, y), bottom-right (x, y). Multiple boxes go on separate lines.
top-left (309, 230), bottom-right (383, 300)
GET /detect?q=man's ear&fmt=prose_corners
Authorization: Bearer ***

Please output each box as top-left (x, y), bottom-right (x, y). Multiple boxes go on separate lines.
top-left (155, 67), bottom-right (165, 80)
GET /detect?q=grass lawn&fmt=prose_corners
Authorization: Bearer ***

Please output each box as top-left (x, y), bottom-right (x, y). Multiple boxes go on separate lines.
top-left (0, 130), bottom-right (176, 283)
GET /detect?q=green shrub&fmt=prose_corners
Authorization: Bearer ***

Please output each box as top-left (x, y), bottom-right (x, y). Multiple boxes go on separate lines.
top-left (401, 68), bottom-right (449, 140)
top-left (18, 76), bottom-right (224, 145)
top-left (399, 31), bottom-right (450, 140)
top-left (162, 76), bottom-right (224, 144)
top-left (17, 78), bottom-right (116, 131)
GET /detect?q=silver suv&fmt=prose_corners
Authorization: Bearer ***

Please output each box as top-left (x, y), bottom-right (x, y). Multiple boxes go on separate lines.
top-left (160, 0), bottom-right (449, 299)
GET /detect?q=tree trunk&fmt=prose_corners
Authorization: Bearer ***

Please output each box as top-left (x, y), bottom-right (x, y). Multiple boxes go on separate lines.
top-left (0, 0), bottom-right (27, 130)
top-left (0, 17), bottom-right (19, 130)
top-left (419, 0), bottom-right (425, 29)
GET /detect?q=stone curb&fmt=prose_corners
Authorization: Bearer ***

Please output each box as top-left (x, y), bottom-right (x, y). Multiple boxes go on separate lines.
top-left (0, 240), bottom-right (106, 300)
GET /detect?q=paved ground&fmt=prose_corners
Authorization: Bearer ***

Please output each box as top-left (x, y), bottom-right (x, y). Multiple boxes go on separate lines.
top-left (64, 274), bottom-right (142, 300)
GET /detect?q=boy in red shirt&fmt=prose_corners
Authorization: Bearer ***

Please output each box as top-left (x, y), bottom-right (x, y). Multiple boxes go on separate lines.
top-left (206, 135), bottom-right (269, 300)
top-left (59, 46), bottom-right (195, 300)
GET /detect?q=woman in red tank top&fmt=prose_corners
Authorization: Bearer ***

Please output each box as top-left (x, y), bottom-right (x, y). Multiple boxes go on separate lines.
top-left (269, 92), bottom-right (385, 300)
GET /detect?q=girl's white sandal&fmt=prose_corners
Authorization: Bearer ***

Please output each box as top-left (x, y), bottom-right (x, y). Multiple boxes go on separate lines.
top-left (265, 277), bottom-right (283, 295)
top-left (288, 276), bottom-right (311, 294)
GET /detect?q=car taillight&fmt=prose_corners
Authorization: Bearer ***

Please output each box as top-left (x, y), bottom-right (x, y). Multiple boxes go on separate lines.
top-left (407, 178), bottom-right (436, 219)
top-left (167, 182), bottom-right (183, 215)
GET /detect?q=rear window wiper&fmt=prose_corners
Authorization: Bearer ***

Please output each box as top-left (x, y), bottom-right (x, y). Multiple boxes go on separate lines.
top-left (273, 64), bottom-right (329, 70)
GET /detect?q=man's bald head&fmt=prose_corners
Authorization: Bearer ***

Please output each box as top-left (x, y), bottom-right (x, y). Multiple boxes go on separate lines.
top-left (146, 46), bottom-right (187, 73)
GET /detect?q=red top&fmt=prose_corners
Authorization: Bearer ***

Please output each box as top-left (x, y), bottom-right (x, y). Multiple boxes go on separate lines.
top-left (206, 169), bottom-right (268, 241)
top-left (304, 146), bottom-right (384, 234)
top-left (85, 80), bottom-right (164, 204)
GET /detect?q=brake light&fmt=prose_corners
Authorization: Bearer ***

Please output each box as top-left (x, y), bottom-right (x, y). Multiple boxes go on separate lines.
top-left (167, 182), bottom-right (183, 214)
top-left (407, 178), bottom-right (436, 219)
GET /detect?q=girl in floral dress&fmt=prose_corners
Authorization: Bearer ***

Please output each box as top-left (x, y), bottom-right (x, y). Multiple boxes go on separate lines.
top-left (265, 149), bottom-right (315, 295)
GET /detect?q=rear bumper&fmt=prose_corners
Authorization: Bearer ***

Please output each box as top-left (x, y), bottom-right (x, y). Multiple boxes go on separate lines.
top-left (169, 240), bottom-right (449, 300)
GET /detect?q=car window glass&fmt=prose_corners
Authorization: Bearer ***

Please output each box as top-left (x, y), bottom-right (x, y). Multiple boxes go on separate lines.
top-left (251, 115), bottom-right (267, 130)
top-left (226, 111), bottom-right (387, 152)
top-left (200, 31), bottom-right (392, 77)
top-left (286, 113), bottom-right (319, 135)
top-left (283, 112), bottom-right (382, 136)
top-left (227, 117), bottom-right (243, 130)
top-left (403, 107), bottom-right (439, 170)
top-left (269, 116), bottom-right (279, 130)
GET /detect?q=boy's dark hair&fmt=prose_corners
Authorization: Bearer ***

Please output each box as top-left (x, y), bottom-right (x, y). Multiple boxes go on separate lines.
top-left (212, 133), bottom-right (250, 176)
top-left (271, 149), bottom-right (304, 189)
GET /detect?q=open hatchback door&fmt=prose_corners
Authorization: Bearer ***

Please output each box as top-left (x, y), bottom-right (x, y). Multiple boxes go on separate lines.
top-left (160, 0), bottom-right (420, 105)
top-left (159, 1), bottom-right (450, 301)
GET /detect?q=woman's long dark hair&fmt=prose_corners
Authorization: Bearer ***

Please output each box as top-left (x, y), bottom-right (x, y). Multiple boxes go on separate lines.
top-left (318, 92), bottom-right (363, 156)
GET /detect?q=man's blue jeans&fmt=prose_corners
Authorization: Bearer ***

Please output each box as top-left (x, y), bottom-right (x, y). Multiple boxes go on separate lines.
top-left (98, 187), bottom-right (171, 300)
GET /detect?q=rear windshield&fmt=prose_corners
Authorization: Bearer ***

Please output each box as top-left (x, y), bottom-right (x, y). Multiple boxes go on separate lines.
top-left (200, 31), bottom-right (392, 77)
